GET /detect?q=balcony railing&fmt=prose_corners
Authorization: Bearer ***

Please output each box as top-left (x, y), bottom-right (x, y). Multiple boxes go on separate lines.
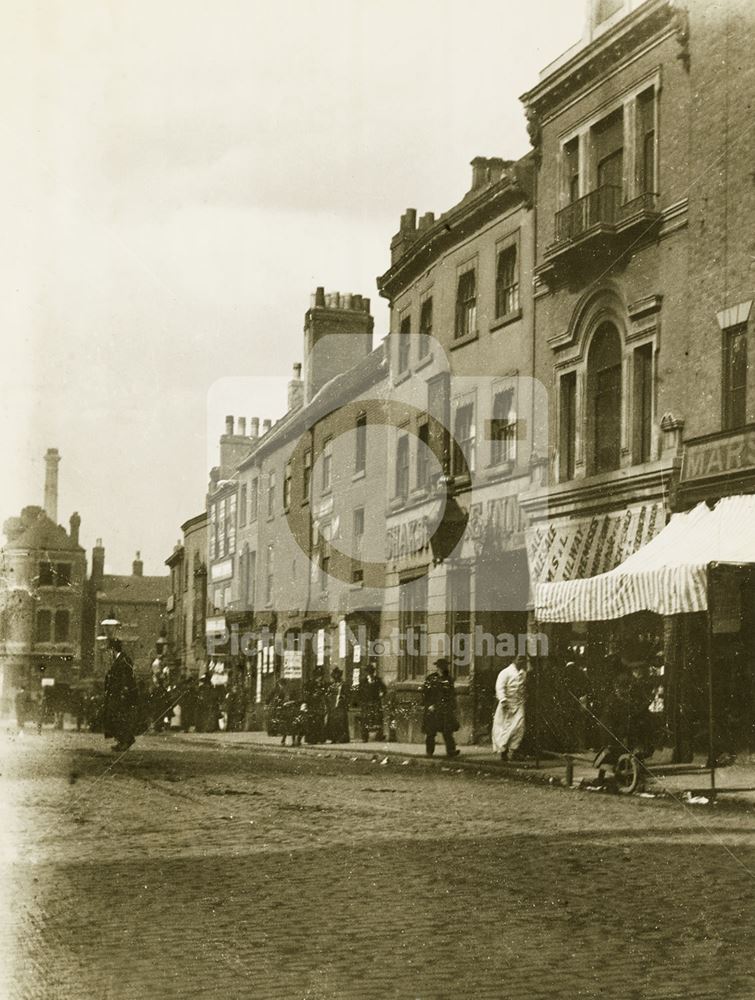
top-left (555, 185), bottom-right (622, 244)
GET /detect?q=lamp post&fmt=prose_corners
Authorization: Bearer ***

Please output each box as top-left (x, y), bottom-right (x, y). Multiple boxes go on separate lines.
top-left (96, 610), bottom-right (122, 674)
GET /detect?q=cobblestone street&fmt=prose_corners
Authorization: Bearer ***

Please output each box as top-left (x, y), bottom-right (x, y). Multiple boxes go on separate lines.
top-left (2, 728), bottom-right (754, 1000)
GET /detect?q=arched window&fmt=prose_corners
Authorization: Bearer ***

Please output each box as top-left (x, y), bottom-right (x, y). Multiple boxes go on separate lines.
top-left (587, 321), bottom-right (622, 474)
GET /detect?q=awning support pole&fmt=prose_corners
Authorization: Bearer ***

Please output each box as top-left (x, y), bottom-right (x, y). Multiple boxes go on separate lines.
top-left (706, 563), bottom-right (716, 795)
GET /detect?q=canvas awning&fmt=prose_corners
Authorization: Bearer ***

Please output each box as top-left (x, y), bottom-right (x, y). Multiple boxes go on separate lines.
top-left (534, 496), bottom-right (755, 622)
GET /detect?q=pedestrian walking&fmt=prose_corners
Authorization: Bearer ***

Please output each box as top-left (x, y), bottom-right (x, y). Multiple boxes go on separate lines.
top-left (358, 663), bottom-right (386, 742)
top-left (422, 658), bottom-right (460, 757)
top-left (492, 654), bottom-right (528, 761)
top-left (304, 670), bottom-right (327, 744)
top-left (325, 667), bottom-right (350, 743)
top-left (102, 640), bottom-right (138, 752)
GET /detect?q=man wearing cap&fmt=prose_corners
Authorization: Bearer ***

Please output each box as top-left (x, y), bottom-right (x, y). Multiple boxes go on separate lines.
top-left (492, 654), bottom-right (528, 761)
top-left (422, 657), bottom-right (460, 758)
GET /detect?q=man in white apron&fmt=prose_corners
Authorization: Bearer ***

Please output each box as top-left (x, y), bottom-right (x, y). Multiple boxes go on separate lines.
top-left (492, 654), bottom-right (528, 761)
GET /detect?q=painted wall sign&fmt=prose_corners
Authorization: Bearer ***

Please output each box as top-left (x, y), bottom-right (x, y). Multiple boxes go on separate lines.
top-left (386, 515), bottom-right (431, 562)
top-left (526, 501), bottom-right (665, 584)
top-left (681, 428), bottom-right (755, 483)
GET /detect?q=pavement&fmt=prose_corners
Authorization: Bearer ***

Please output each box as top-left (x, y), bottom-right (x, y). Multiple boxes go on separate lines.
top-left (3, 724), bottom-right (755, 999)
top-left (174, 728), bottom-right (755, 808)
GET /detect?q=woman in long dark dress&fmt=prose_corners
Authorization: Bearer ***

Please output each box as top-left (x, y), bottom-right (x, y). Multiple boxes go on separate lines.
top-left (102, 640), bottom-right (138, 752)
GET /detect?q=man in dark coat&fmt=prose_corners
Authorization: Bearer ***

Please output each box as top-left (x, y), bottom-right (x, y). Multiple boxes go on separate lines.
top-left (325, 667), bottom-right (350, 743)
top-left (358, 663), bottom-right (387, 742)
top-left (422, 657), bottom-right (460, 758)
top-left (102, 640), bottom-right (138, 752)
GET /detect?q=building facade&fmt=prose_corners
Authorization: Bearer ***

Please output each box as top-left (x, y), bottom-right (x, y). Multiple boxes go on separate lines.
top-left (0, 451), bottom-right (86, 707)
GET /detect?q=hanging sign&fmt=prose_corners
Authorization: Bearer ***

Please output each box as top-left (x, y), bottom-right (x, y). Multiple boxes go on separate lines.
top-left (283, 650), bottom-right (303, 679)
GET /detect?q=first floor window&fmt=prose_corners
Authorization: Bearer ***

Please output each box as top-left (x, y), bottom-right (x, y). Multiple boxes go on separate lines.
top-left (398, 315), bottom-right (411, 372)
top-left (399, 575), bottom-right (428, 680)
top-left (723, 324), bottom-right (748, 430)
top-left (396, 434), bottom-right (410, 498)
top-left (355, 413), bottom-right (367, 474)
top-left (54, 610), bottom-right (70, 643)
top-left (265, 545), bottom-right (274, 605)
top-left (267, 471), bottom-right (276, 518)
top-left (303, 450), bottom-right (312, 501)
top-left (239, 483), bottom-right (248, 526)
top-left (36, 609), bottom-right (52, 642)
top-left (416, 422), bottom-right (431, 490)
top-left (419, 297), bottom-right (433, 358)
top-left (283, 462), bottom-right (292, 510)
top-left (491, 388), bottom-right (517, 465)
top-left (352, 507), bottom-right (365, 584)
top-left (455, 269), bottom-right (476, 339)
top-left (322, 438), bottom-right (333, 492)
top-left (452, 402), bottom-right (475, 478)
top-left (495, 244), bottom-right (519, 318)
top-left (633, 343), bottom-right (653, 463)
top-left (559, 371), bottom-right (577, 482)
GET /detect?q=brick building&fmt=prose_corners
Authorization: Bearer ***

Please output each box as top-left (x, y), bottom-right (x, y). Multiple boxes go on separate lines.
top-left (0, 450), bottom-right (86, 707)
top-left (168, 0), bottom-right (753, 750)
top-left (165, 511), bottom-right (208, 680)
top-left (81, 542), bottom-right (170, 682)
top-left (376, 156), bottom-right (539, 741)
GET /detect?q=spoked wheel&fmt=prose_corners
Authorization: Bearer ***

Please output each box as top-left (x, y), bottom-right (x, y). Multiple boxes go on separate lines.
top-left (615, 753), bottom-right (642, 795)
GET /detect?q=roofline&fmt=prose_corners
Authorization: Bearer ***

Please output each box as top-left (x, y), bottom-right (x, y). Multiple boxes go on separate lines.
top-left (236, 344), bottom-right (388, 473)
top-left (377, 156), bottom-right (534, 302)
top-left (181, 511), bottom-right (208, 533)
top-left (520, 0), bottom-right (674, 109)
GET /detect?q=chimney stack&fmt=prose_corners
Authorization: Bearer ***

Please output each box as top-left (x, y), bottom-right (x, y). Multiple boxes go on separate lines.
top-left (44, 448), bottom-right (60, 523)
top-left (132, 551), bottom-right (144, 577)
top-left (303, 289), bottom-right (374, 402)
top-left (288, 362), bottom-right (304, 412)
top-left (92, 538), bottom-right (105, 589)
top-left (69, 511), bottom-right (81, 547)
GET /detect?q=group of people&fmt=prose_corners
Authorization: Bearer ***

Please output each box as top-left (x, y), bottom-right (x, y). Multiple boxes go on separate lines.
top-left (16, 648), bottom-right (533, 762)
top-left (266, 663), bottom-right (387, 747)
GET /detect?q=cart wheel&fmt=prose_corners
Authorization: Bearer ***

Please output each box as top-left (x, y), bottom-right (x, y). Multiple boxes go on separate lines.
top-left (615, 753), bottom-right (641, 795)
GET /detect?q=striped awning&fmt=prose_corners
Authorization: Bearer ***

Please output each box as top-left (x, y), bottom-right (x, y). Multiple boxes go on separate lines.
top-left (534, 496), bottom-right (755, 622)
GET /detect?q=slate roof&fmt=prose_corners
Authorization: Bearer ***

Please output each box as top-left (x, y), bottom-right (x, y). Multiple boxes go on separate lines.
top-left (98, 574), bottom-right (170, 604)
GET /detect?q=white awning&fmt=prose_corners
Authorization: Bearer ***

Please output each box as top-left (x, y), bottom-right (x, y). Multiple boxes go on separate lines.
top-left (534, 496), bottom-right (755, 622)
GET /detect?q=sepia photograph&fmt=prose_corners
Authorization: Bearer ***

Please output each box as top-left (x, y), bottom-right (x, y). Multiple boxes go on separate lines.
top-left (1, 0), bottom-right (754, 997)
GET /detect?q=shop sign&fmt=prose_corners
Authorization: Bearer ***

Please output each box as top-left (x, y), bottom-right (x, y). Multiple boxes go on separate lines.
top-left (386, 515), bottom-right (431, 562)
top-left (465, 496), bottom-right (527, 550)
top-left (283, 650), bottom-right (303, 679)
top-left (527, 501), bottom-right (665, 584)
top-left (205, 616), bottom-right (227, 637)
top-left (681, 428), bottom-right (755, 483)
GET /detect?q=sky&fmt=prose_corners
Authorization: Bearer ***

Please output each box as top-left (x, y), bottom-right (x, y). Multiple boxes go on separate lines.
top-left (1, 0), bottom-right (585, 576)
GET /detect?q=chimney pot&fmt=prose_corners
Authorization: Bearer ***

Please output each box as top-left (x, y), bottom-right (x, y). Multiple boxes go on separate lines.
top-left (225, 415), bottom-right (234, 436)
top-left (69, 511), bottom-right (81, 546)
top-left (249, 418), bottom-right (260, 438)
top-left (293, 362), bottom-right (302, 378)
top-left (315, 286), bottom-right (326, 308)
top-left (262, 419), bottom-right (272, 434)
top-left (237, 417), bottom-right (246, 436)
top-left (132, 551), bottom-right (144, 577)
